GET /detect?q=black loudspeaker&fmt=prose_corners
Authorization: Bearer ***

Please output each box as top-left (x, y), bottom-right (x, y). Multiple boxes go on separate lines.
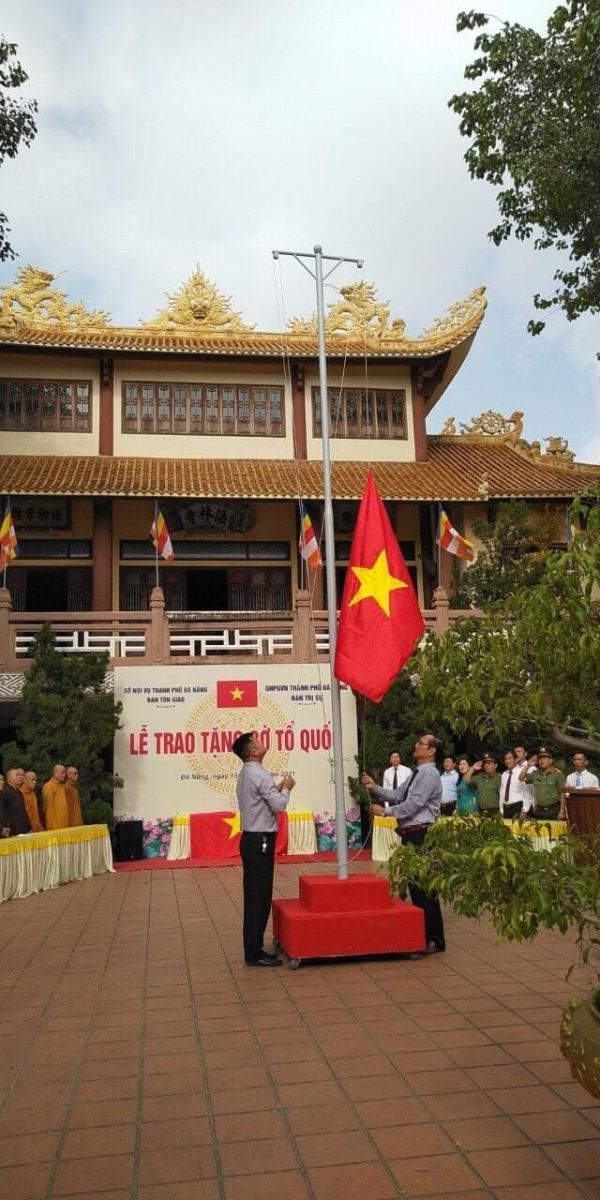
top-left (114, 819), bottom-right (144, 862)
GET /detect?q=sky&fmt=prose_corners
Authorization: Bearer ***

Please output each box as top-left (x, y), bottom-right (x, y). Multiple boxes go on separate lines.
top-left (1, 0), bottom-right (598, 460)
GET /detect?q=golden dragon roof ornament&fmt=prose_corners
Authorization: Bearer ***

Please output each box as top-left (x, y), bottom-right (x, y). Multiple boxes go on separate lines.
top-left (287, 281), bottom-right (486, 348)
top-left (0, 266), bottom-right (111, 329)
top-left (143, 268), bottom-right (254, 332)
top-left (439, 410), bottom-right (575, 462)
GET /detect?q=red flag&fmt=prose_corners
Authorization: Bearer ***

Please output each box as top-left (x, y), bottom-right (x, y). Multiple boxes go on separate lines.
top-left (190, 811), bottom-right (288, 859)
top-left (334, 472), bottom-right (424, 702)
top-left (216, 680), bottom-right (258, 708)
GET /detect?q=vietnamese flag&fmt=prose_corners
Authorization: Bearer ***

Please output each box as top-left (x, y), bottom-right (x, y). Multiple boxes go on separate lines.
top-left (190, 811), bottom-right (288, 859)
top-left (216, 680), bottom-right (258, 708)
top-left (334, 472), bottom-right (425, 702)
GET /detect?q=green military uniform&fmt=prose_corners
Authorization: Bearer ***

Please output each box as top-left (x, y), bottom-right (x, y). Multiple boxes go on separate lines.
top-left (525, 769), bottom-right (565, 817)
top-left (474, 773), bottom-right (501, 813)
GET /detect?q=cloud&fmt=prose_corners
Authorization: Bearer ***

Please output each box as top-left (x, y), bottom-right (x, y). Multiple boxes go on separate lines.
top-left (1, 0), bottom-right (596, 457)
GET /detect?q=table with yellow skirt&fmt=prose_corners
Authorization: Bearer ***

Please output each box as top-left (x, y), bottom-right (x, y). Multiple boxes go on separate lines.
top-left (0, 824), bottom-right (114, 903)
top-left (371, 814), bottom-right (569, 863)
top-left (167, 810), bottom-right (317, 860)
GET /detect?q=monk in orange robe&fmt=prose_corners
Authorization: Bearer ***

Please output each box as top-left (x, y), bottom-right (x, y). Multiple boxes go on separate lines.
top-left (42, 764), bottom-right (70, 830)
top-left (21, 769), bottom-right (44, 833)
top-left (65, 766), bottom-right (83, 827)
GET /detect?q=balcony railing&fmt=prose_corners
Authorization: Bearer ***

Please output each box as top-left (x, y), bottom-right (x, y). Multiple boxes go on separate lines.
top-left (0, 586), bottom-right (480, 672)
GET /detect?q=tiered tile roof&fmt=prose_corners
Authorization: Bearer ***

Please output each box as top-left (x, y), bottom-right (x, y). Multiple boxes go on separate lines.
top-left (1, 439), bottom-right (596, 502)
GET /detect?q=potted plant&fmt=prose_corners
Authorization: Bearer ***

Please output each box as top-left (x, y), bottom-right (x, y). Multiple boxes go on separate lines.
top-left (387, 816), bottom-right (600, 1099)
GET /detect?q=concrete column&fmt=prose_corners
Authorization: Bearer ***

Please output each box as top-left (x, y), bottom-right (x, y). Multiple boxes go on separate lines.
top-left (92, 499), bottom-right (113, 611)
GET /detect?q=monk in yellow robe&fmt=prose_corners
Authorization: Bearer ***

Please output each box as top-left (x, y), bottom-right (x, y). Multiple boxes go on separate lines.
top-left (65, 766), bottom-right (83, 827)
top-left (21, 770), bottom-right (44, 833)
top-left (42, 764), bottom-right (70, 830)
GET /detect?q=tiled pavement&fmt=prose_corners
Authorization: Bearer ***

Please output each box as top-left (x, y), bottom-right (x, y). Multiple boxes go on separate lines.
top-left (0, 861), bottom-right (599, 1200)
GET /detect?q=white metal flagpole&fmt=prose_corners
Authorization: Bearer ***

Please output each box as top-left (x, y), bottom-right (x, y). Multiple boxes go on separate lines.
top-left (273, 244), bottom-right (363, 881)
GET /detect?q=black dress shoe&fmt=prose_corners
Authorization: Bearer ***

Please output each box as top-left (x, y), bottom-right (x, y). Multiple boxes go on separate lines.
top-left (245, 954), bottom-right (282, 967)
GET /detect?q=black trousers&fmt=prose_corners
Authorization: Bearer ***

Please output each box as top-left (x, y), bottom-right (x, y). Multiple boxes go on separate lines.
top-left (440, 801), bottom-right (456, 817)
top-left (503, 801), bottom-right (523, 820)
top-left (401, 827), bottom-right (445, 950)
top-left (535, 802), bottom-right (561, 820)
top-left (240, 831), bottom-right (277, 962)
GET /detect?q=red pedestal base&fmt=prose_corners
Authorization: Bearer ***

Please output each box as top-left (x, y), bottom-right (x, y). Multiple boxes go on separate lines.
top-left (272, 872), bottom-right (426, 966)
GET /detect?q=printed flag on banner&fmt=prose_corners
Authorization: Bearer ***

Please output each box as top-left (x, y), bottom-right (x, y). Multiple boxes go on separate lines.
top-left (216, 680), bottom-right (259, 708)
top-left (0, 500), bottom-right (18, 571)
top-left (190, 811), bottom-right (288, 859)
top-left (150, 506), bottom-right (175, 561)
top-left (436, 509), bottom-right (475, 562)
top-left (334, 472), bottom-right (425, 702)
top-left (298, 505), bottom-right (322, 568)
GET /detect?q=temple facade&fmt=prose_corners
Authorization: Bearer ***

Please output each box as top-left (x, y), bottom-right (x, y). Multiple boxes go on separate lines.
top-left (0, 265), bottom-right (596, 684)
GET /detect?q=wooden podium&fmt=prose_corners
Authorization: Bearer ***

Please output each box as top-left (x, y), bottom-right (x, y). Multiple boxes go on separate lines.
top-left (563, 788), bottom-right (600, 835)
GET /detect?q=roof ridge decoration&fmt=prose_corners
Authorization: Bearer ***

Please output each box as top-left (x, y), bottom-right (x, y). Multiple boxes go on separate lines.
top-left (287, 281), bottom-right (487, 349)
top-left (439, 410), bottom-right (575, 463)
top-left (0, 266), bottom-right (111, 330)
top-left (142, 267), bottom-right (254, 332)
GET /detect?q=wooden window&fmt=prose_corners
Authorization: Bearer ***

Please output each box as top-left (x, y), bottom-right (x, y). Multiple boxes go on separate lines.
top-left (121, 382), bottom-right (286, 436)
top-left (313, 387), bottom-right (407, 440)
top-left (0, 377), bottom-right (92, 432)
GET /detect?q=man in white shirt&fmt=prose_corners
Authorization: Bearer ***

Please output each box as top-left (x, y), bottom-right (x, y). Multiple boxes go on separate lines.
top-left (440, 755), bottom-right (459, 815)
top-left (382, 751), bottom-right (412, 792)
top-left (500, 749), bottom-right (533, 819)
top-left (566, 752), bottom-right (599, 790)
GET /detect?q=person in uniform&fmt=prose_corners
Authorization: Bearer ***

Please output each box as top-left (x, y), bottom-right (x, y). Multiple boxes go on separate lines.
top-left (362, 733), bottom-right (445, 954)
top-left (520, 748), bottom-right (565, 820)
top-left (65, 766), bottom-right (84, 826)
top-left (467, 754), bottom-right (501, 816)
top-left (232, 733), bottom-right (295, 967)
top-left (42, 764), bottom-right (70, 830)
top-left (21, 770), bottom-right (44, 832)
top-left (3, 767), bottom-right (32, 836)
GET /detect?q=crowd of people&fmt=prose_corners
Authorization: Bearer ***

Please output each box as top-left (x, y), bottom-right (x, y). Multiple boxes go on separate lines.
top-left (384, 746), bottom-right (599, 823)
top-left (0, 764), bottom-right (83, 837)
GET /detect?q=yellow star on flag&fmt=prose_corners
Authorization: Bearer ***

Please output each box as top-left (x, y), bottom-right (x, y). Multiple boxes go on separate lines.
top-left (223, 811), bottom-right (241, 839)
top-left (231, 687), bottom-right (244, 701)
top-left (348, 549), bottom-right (407, 617)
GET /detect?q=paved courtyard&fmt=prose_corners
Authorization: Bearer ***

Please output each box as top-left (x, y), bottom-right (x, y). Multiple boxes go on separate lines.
top-left (0, 861), bottom-right (599, 1200)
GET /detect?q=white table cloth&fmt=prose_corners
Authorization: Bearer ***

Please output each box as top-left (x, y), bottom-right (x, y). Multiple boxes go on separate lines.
top-left (0, 824), bottom-right (113, 903)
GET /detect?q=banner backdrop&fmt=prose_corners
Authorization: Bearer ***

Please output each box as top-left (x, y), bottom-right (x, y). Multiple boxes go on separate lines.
top-left (113, 664), bottom-right (358, 820)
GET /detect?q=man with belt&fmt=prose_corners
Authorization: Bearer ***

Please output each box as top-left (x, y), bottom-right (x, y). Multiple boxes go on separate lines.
top-left (361, 733), bottom-right (445, 954)
top-left (469, 753), bottom-right (501, 815)
top-left (232, 733), bottom-right (295, 967)
top-left (520, 748), bottom-right (565, 819)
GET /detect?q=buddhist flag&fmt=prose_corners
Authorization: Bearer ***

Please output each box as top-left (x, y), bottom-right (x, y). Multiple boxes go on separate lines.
top-left (216, 680), bottom-right (258, 708)
top-left (0, 499), bottom-right (18, 571)
top-left (150, 505), bottom-right (174, 561)
top-left (334, 472), bottom-right (425, 702)
top-left (299, 505), bottom-right (322, 568)
top-left (436, 509), bottom-right (475, 562)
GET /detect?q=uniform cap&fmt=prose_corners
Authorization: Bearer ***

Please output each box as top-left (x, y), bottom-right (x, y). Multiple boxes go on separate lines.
top-left (537, 747), bottom-right (552, 757)
top-left (482, 753), bottom-right (497, 763)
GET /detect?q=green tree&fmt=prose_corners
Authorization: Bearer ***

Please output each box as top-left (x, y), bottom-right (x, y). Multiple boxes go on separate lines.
top-left (0, 37), bottom-right (37, 262)
top-left (415, 493), bottom-right (600, 755)
top-left (451, 500), bottom-right (547, 608)
top-left (450, 3), bottom-right (600, 332)
top-left (1, 626), bottom-right (123, 812)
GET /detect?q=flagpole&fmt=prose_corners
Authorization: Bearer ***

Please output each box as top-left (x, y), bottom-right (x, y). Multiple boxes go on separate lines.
top-left (273, 245), bottom-right (363, 881)
top-left (437, 502), bottom-right (442, 589)
top-left (154, 500), bottom-right (159, 590)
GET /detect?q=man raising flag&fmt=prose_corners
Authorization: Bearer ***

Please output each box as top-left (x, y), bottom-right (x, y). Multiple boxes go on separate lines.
top-left (334, 472), bottom-right (424, 702)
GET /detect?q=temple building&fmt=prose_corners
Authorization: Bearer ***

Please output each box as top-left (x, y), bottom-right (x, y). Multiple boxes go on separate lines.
top-left (0, 264), bottom-right (597, 655)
